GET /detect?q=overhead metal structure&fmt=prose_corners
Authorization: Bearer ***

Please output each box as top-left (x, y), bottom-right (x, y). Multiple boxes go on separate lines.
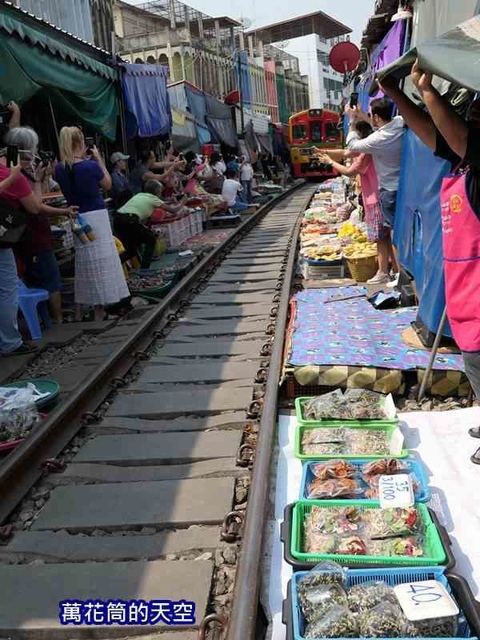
top-left (245, 10), bottom-right (351, 44)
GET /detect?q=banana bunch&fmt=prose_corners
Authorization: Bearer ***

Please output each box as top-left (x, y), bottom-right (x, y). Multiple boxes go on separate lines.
top-left (302, 246), bottom-right (342, 261)
top-left (343, 242), bottom-right (377, 259)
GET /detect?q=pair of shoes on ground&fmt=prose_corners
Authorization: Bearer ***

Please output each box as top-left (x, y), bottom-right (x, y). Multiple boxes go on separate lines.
top-left (367, 271), bottom-right (400, 288)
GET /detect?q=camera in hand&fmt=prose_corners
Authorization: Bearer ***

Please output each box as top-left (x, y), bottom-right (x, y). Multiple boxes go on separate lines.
top-left (85, 137), bottom-right (94, 154)
top-left (6, 144), bottom-right (18, 168)
top-left (350, 92), bottom-right (359, 108)
top-left (39, 150), bottom-right (55, 167)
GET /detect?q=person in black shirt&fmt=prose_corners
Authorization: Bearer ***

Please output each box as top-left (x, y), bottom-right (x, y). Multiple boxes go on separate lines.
top-left (380, 60), bottom-right (480, 461)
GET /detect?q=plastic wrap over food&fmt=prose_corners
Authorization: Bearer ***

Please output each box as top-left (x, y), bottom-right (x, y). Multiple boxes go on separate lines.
top-left (347, 581), bottom-right (398, 613)
top-left (304, 605), bottom-right (358, 638)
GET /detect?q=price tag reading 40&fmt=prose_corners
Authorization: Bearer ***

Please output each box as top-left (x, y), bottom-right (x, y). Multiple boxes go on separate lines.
top-left (378, 473), bottom-right (414, 509)
top-left (394, 580), bottom-right (459, 621)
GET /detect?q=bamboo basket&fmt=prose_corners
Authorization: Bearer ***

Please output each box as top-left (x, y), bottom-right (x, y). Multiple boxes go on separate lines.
top-left (345, 255), bottom-right (378, 282)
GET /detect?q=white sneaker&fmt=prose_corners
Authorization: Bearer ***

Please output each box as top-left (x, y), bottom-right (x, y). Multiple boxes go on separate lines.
top-left (367, 272), bottom-right (389, 284)
top-left (387, 273), bottom-right (400, 289)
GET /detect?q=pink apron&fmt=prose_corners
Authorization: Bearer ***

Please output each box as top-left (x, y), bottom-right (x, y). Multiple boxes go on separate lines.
top-left (441, 170), bottom-right (480, 351)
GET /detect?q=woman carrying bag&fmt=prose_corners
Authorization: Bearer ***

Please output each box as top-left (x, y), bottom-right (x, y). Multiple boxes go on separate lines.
top-left (55, 127), bottom-right (129, 322)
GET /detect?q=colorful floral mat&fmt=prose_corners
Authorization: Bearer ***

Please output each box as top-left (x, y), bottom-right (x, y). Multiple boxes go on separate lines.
top-left (288, 287), bottom-right (464, 372)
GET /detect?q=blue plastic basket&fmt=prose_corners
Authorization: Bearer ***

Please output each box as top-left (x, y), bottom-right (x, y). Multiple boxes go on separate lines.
top-left (289, 567), bottom-right (475, 640)
top-left (300, 458), bottom-right (431, 504)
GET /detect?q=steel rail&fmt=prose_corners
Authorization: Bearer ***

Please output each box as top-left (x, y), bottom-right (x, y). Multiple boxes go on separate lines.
top-left (0, 183), bottom-right (305, 524)
top-left (226, 193), bottom-right (308, 640)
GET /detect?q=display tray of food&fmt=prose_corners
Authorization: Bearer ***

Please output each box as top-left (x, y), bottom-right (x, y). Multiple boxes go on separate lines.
top-left (281, 502), bottom-right (454, 570)
top-left (300, 458), bottom-right (430, 503)
top-left (282, 564), bottom-right (480, 640)
top-left (295, 391), bottom-right (398, 425)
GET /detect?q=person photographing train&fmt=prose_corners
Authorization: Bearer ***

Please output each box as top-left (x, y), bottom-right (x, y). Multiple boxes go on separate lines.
top-left (379, 60), bottom-right (480, 461)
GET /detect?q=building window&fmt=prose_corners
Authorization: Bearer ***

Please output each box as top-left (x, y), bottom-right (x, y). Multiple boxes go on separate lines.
top-left (316, 50), bottom-right (329, 66)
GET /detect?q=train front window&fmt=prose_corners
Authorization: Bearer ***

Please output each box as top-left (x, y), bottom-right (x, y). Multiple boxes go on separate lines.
top-left (311, 122), bottom-right (323, 143)
top-left (325, 122), bottom-right (340, 142)
top-left (292, 124), bottom-right (307, 141)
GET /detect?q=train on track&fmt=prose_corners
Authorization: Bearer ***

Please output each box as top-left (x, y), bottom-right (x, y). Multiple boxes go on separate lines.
top-left (288, 108), bottom-right (344, 180)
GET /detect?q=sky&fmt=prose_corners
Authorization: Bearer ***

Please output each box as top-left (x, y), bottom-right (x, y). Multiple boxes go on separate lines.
top-left (124, 0), bottom-right (376, 46)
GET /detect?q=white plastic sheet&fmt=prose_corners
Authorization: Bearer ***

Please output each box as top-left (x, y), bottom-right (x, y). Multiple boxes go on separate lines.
top-left (266, 407), bottom-right (480, 640)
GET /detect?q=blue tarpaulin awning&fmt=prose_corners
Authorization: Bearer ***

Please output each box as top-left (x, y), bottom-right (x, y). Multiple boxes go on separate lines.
top-left (121, 63), bottom-right (172, 138)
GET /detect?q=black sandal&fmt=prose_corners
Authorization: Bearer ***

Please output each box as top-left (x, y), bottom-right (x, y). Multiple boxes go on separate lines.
top-left (469, 426), bottom-right (480, 438)
top-left (470, 447), bottom-right (480, 464)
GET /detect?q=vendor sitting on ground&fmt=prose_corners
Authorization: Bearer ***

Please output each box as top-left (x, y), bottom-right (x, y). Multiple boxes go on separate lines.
top-left (115, 180), bottom-right (188, 269)
top-left (221, 169), bottom-right (257, 214)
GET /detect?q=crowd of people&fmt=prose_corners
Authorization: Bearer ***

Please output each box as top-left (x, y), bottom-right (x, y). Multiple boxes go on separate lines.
top-left (317, 58), bottom-right (480, 420)
top-left (0, 102), bottom-right (275, 357)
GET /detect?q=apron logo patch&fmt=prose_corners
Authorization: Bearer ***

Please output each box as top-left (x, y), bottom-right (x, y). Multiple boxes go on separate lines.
top-left (450, 194), bottom-right (463, 213)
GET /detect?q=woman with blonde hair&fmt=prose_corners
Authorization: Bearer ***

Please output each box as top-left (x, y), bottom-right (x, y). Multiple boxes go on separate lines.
top-left (55, 127), bottom-right (129, 321)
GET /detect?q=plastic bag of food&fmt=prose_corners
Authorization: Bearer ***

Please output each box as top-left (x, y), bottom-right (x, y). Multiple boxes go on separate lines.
top-left (304, 605), bottom-right (358, 638)
top-left (358, 602), bottom-right (406, 637)
top-left (298, 581), bottom-right (348, 622)
top-left (0, 383), bottom-right (46, 411)
top-left (343, 389), bottom-right (390, 420)
top-left (402, 615), bottom-right (458, 637)
top-left (307, 506), bottom-right (363, 536)
top-left (369, 537), bottom-right (424, 558)
top-left (299, 561), bottom-right (346, 586)
top-left (303, 390), bottom-right (350, 421)
top-left (366, 507), bottom-right (421, 540)
top-left (310, 460), bottom-right (356, 480)
top-left (361, 458), bottom-right (409, 479)
top-left (347, 581), bottom-right (398, 612)
top-left (302, 428), bottom-right (346, 445)
top-left (345, 429), bottom-right (390, 456)
top-left (336, 536), bottom-right (368, 556)
top-left (0, 406), bottom-right (40, 441)
top-left (364, 473), bottom-right (420, 500)
top-left (303, 443), bottom-right (346, 456)
top-left (307, 477), bottom-right (361, 500)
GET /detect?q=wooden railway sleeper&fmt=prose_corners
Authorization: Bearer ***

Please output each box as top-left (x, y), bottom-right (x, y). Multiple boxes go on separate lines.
top-left (220, 511), bottom-right (244, 542)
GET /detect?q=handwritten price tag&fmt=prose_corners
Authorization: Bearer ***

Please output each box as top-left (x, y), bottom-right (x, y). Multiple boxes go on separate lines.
top-left (378, 474), bottom-right (414, 509)
top-left (394, 580), bottom-right (459, 621)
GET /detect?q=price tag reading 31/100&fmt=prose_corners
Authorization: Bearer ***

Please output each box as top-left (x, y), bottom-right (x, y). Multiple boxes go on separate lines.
top-left (378, 474), bottom-right (414, 509)
top-left (394, 580), bottom-right (459, 621)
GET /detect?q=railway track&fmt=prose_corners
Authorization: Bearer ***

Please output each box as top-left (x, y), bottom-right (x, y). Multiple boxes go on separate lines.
top-left (0, 183), bottom-right (316, 640)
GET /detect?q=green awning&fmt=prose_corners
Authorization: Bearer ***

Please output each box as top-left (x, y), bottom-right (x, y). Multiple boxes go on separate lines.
top-left (0, 6), bottom-right (118, 140)
top-left (0, 8), bottom-right (116, 80)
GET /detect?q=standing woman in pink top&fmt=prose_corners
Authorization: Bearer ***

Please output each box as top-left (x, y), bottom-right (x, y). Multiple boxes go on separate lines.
top-left (317, 121), bottom-right (389, 281)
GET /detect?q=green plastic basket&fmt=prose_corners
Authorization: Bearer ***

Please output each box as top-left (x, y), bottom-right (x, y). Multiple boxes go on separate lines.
top-left (129, 276), bottom-right (176, 301)
top-left (295, 396), bottom-right (399, 426)
top-left (295, 422), bottom-right (408, 460)
top-left (290, 500), bottom-right (447, 567)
